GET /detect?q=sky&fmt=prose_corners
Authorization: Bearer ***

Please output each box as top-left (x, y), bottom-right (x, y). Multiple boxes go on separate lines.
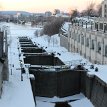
top-left (0, 0), bottom-right (103, 13)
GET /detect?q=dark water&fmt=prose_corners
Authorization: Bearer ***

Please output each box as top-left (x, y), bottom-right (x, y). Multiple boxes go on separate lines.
top-left (55, 102), bottom-right (71, 107)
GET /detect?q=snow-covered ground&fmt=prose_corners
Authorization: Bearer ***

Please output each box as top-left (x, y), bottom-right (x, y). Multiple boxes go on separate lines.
top-left (0, 22), bottom-right (95, 107)
top-left (0, 23), bottom-right (36, 107)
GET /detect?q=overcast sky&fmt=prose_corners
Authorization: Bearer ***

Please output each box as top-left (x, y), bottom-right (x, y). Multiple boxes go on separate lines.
top-left (0, 0), bottom-right (103, 13)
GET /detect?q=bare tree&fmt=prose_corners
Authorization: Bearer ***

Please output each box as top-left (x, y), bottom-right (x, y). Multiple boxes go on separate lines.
top-left (71, 9), bottom-right (79, 18)
top-left (43, 17), bottom-right (64, 36)
top-left (87, 2), bottom-right (95, 17)
top-left (54, 9), bottom-right (60, 15)
top-left (81, 0), bottom-right (96, 17)
top-left (70, 9), bottom-right (79, 22)
top-left (43, 17), bottom-right (64, 46)
top-left (97, 4), bottom-right (102, 17)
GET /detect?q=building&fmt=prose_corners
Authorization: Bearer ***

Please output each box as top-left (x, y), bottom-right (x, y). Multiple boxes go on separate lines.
top-left (59, 0), bottom-right (107, 64)
top-left (45, 11), bottom-right (52, 17)
top-left (0, 26), bottom-right (9, 98)
top-left (102, 0), bottom-right (107, 17)
top-left (60, 17), bottom-right (107, 64)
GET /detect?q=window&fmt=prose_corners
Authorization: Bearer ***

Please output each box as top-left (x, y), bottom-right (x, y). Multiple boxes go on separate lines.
top-left (105, 4), bottom-right (107, 8)
top-left (95, 23), bottom-right (98, 30)
top-left (78, 35), bottom-right (80, 43)
top-left (91, 40), bottom-right (94, 50)
top-left (69, 32), bottom-right (72, 38)
top-left (99, 23), bottom-right (103, 30)
top-left (86, 38), bottom-right (89, 47)
top-left (105, 45), bottom-right (107, 57)
top-left (71, 33), bottom-right (74, 39)
top-left (81, 36), bottom-right (84, 45)
top-left (97, 42), bottom-right (101, 54)
top-left (104, 24), bottom-right (107, 31)
top-left (74, 34), bottom-right (77, 41)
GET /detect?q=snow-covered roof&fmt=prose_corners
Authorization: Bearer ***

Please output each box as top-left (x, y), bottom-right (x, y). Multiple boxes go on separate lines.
top-left (75, 17), bottom-right (94, 23)
top-left (54, 13), bottom-right (70, 18)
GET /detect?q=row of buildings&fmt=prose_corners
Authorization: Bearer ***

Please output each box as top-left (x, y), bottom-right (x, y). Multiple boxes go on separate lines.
top-left (60, 0), bottom-right (107, 65)
top-left (0, 26), bottom-right (9, 98)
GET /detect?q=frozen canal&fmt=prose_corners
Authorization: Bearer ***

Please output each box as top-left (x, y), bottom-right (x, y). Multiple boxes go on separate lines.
top-left (0, 23), bottom-right (94, 107)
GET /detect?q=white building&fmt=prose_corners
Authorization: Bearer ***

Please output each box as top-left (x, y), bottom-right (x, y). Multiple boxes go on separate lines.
top-left (102, 0), bottom-right (107, 17)
top-left (60, 18), bottom-right (107, 64)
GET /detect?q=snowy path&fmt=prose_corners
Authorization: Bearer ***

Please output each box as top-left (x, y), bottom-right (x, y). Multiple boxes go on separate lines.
top-left (0, 23), bottom-right (35, 107)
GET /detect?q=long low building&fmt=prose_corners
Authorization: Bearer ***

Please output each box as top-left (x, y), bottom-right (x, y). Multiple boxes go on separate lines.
top-left (60, 17), bottom-right (107, 64)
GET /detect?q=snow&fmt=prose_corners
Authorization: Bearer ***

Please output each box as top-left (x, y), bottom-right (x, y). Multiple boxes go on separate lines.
top-left (0, 22), bottom-right (95, 107)
top-left (54, 14), bottom-right (70, 18)
top-left (69, 98), bottom-right (94, 107)
top-left (32, 34), bottom-right (91, 67)
top-left (75, 17), bottom-right (94, 23)
top-left (0, 23), bottom-right (35, 107)
top-left (85, 64), bottom-right (107, 84)
top-left (36, 101), bottom-right (55, 107)
top-left (61, 22), bottom-right (71, 32)
top-left (36, 93), bottom-right (85, 103)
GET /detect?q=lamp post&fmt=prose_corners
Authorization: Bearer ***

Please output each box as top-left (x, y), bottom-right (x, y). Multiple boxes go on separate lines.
top-left (86, 21), bottom-right (87, 29)
top-left (10, 64), bottom-right (12, 75)
top-left (20, 60), bottom-right (23, 81)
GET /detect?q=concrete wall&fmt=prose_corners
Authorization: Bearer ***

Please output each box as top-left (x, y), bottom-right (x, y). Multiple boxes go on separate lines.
top-left (0, 63), bottom-right (3, 98)
top-left (29, 69), bottom-right (81, 98)
top-left (0, 32), bottom-right (3, 58)
top-left (24, 55), bottom-right (64, 66)
top-left (60, 34), bottom-right (69, 50)
top-left (22, 48), bottom-right (45, 53)
top-left (29, 65), bottom-right (107, 107)
top-left (90, 76), bottom-right (107, 107)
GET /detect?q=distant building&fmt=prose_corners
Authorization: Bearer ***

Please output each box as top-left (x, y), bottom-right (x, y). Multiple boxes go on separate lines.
top-left (13, 12), bottom-right (21, 18)
top-left (54, 9), bottom-right (60, 15)
top-left (45, 11), bottom-right (52, 17)
top-left (102, 0), bottom-right (107, 17)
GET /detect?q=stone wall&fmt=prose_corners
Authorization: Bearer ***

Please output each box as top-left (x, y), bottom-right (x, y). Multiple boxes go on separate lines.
top-left (0, 32), bottom-right (3, 58)
top-left (22, 48), bottom-right (45, 53)
top-left (90, 76), bottom-right (107, 107)
top-left (24, 55), bottom-right (64, 66)
top-left (0, 62), bottom-right (3, 98)
top-left (29, 69), bottom-right (81, 98)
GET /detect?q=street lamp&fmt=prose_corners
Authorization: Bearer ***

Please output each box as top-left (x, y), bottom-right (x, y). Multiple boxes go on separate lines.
top-left (10, 64), bottom-right (12, 75)
top-left (20, 60), bottom-right (23, 81)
